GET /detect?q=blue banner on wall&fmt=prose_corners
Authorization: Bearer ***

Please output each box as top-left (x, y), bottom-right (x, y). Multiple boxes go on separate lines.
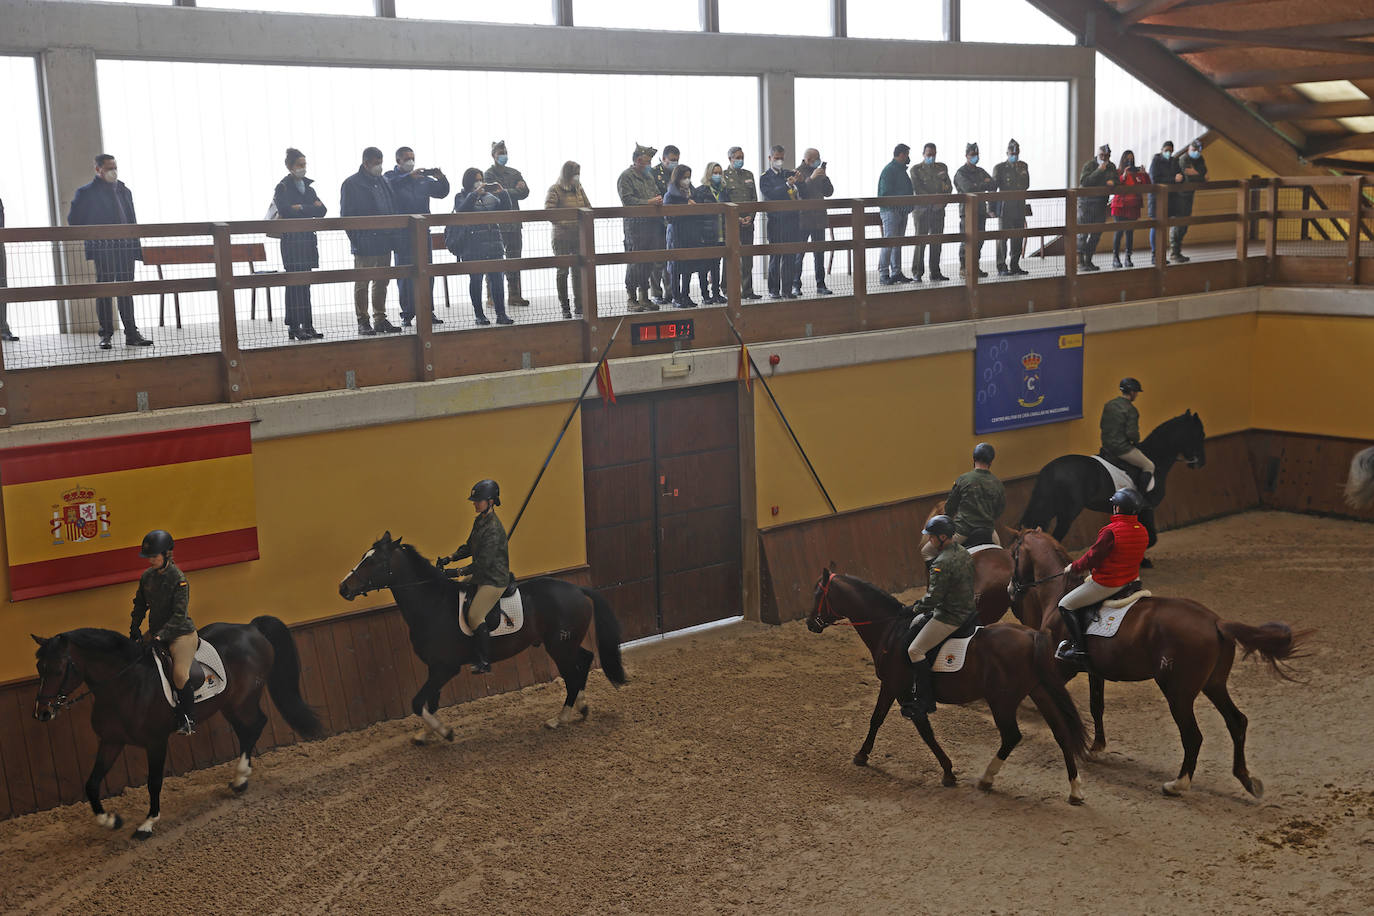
top-left (974, 324), bottom-right (1084, 434)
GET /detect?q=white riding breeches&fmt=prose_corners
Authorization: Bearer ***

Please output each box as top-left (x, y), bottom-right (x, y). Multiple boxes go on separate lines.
top-left (1117, 447), bottom-right (1155, 475)
top-left (908, 617), bottom-right (960, 663)
top-left (1059, 579), bottom-right (1123, 611)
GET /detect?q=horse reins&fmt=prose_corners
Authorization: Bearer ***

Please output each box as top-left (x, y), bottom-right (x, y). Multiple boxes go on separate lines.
top-left (1008, 537), bottom-right (1068, 600)
top-left (36, 650), bottom-right (146, 712)
top-left (816, 574), bottom-right (874, 627)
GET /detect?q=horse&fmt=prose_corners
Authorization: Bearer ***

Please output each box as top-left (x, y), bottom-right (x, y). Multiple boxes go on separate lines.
top-left (1346, 445), bottom-right (1374, 510)
top-left (920, 500), bottom-right (1014, 626)
top-left (1007, 528), bottom-right (1311, 798)
top-left (338, 532), bottom-right (627, 740)
top-left (31, 616), bottom-right (322, 839)
top-left (1018, 409), bottom-right (1208, 559)
top-left (808, 568), bottom-right (1090, 805)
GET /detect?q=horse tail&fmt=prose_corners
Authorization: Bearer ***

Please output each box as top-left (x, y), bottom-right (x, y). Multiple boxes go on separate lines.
top-left (1030, 630), bottom-right (1090, 760)
top-left (250, 615), bottom-right (325, 738)
top-left (1019, 465), bottom-right (1055, 530)
top-left (1345, 445), bottom-right (1374, 510)
top-left (581, 587), bottom-right (628, 687)
top-left (1217, 620), bottom-right (1314, 682)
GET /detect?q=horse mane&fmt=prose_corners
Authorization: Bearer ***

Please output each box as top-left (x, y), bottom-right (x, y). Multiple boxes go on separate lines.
top-left (395, 542), bottom-right (448, 580)
top-left (56, 628), bottom-right (141, 661)
top-left (1025, 530), bottom-right (1072, 565)
top-left (1143, 409), bottom-right (1205, 447)
top-left (840, 575), bottom-right (904, 614)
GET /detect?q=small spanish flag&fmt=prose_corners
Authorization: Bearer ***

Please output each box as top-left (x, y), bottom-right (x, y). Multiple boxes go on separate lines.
top-left (737, 343), bottom-right (752, 392)
top-left (596, 359), bottom-right (616, 405)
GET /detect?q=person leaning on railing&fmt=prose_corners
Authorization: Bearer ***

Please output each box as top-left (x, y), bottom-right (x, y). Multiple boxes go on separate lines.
top-left (385, 145), bottom-right (450, 328)
top-left (722, 146), bottom-right (761, 301)
top-left (67, 153), bottom-right (154, 349)
top-left (1077, 144), bottom-right (1118, 272)
top-left (454, 168), bottom-right (515, 326)
top-left (545, 160), bottom-right (591, 319)
top-left (0, 195), bottom-right (16, 341)
top-left (761, 145), bottom-right (802, 300)
top-left (1148, 140), bottom-right (1180, 257)
top-left (663, 164), bottom-right (702, 309)
top-left (273, 147), bottom-right (327, 341)
top-left (954, 142), bottom-right (996, 279)
top-left (1170, 139), bottom-right (1208, 263)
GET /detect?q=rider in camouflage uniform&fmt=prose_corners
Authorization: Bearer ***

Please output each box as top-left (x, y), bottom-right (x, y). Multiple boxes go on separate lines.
top-left (129, 529), bottom-right (199, 735)
top-left (902, 515), bottom-right (976, 721)
top-left (992, 139), bottom-right (1031, 276)
top-left (1100, 376), bottom-right (1154, 492)
top-left (484, 141), bottom-right (531, 308)
top-left (439, 479), bottom-right (510, 674)
top-left (924, 442), bottom-right (1006, 566)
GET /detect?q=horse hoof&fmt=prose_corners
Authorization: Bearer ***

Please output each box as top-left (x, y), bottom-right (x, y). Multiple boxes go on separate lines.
top-left (579, 706), bottom-right (590, 720)
top-left (1087, 747), bottom-right (1107, 763)
top-left (1162, 778), bottom-right (1190, 797)
top-left (977, 780), bottom-right (993, 793)
top-left (230, 781), bottom-right (249, 795)
top-left (96, 813), bottom-right (122, 831)
top-left (133, 829), bottom-right (153, 841)
top-left (1069, 794), bottom-right (1086, 806)
top-left (1248, 776), bottom-right (1264, 799)
top-left (942, 773), bottom-right (958, 788)
top-left (443, 728), bottom-right (455, 742)
top-left (852, 754), bottom-right (868, 767)
top-left (544, 718), bottom-right (561, 730)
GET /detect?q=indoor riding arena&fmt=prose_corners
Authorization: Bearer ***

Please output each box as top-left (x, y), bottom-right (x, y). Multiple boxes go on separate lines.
top-left (2, 2), bottom-right (1373, 914)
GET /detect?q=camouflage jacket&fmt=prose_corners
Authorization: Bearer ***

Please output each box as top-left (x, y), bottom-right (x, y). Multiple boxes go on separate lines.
top-left (131, 560), bottom-right (196, 641)
top-left (910, 160), bottom-right (953, 198)
top-left (946, 468), bottom-right (1006, 538)
top-left (483, 164), bottom-right (530, 210)
top-left (722, 167), bottom-right (758, 204)
top-left (915, 543), bottom-right (976, 626)
top-left (1100, 395), bottom-right (1141, 454)
top-left (455, 510), bottom-right (510, 589)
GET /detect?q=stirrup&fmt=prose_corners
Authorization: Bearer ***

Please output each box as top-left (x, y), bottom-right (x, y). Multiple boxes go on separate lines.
top-left (177, 715), bottom-right (196, 736)
top-left (1055, 640), bottom-right (1090, 668)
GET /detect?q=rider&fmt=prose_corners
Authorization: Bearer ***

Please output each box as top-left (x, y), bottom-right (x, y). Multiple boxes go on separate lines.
top-left (901, 515), bottom-right (976, 722)
top-left (129, 529), bottom-right (199, 735)
top-left (924, 443), bottom-right (1005, 572)
top-left (1054, 487), bottom-right (1150, 669)
top-left (438, 479), bottom-right (510, 675)
top-left (1101, 376), bottom-right (1154, 492)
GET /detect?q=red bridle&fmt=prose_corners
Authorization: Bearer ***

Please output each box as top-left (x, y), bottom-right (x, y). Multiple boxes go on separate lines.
top-left (814, 573), bottom-right (873, 627)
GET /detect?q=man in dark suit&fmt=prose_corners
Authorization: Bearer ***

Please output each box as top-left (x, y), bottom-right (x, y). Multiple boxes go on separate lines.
top-left (67, 154), bottom-right (152, 349)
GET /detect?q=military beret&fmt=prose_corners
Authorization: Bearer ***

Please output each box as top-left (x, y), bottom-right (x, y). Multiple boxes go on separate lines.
top-left (634, 141), bottom-right (658, 160)
top-left (1007, 138), bottom-right (1020, 153)
top-left (1098, 143), bottom-right (1112, 156)
top-left (492, 140), bottom-right (506, 152)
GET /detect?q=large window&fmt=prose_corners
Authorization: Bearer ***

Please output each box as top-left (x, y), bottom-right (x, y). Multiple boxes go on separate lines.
top-left (574, 3), bottom-right (699, 32)
top-left (1, 56), bottom-right (51, 228)
top-left (719, 0), bottom-right (830, 37)
top-left (961, 0), bottom-right (1075, 45)
top-left (794, 76), bottom-right (1070, 199)
top-left (395, 0), bottom-right (556, 25)
top-left (848, 0), bottom-right (945, 41)
top-left (196, 0), bottom-right (375, 13)
top-left (1095, 53), bottom-right (1206, 163)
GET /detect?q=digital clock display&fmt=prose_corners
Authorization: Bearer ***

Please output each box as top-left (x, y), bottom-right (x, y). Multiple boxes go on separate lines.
top-left (631, 319), bottom-right (695, 345)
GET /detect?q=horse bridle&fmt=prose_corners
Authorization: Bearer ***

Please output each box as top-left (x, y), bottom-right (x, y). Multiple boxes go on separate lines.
top-left (1007, 536), bottom-right (1067, 602)
top-left (35, 649), bottom-right (144, 713)
top-left (348, 545), bottom-right (436, 597)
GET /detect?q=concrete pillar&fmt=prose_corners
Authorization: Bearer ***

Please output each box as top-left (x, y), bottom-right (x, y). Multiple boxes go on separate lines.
top-left (1070, 71), bottom-right (1095, 188)
top-left (42, 47), bottom-right (104, 332)
top-left (762, 71), bottom-right (795, 168)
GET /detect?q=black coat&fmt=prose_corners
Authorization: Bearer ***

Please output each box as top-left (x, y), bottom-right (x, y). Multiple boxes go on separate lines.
top-left (454, 188), bottom-right (513, 262)
top-left (67, 178), bottom-right (142, 262)
top-left (273, 175), bottom-right (327, 269)
top-left (339, 167), bottom-right (398, 256)
top-left (759, 168), bottom-right (800, 241)
top-left (664, 184), bottom-right (706, 250)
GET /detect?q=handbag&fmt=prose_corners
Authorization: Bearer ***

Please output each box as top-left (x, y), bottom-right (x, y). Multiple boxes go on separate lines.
top-left (264, 198), bottom-right (284, 240)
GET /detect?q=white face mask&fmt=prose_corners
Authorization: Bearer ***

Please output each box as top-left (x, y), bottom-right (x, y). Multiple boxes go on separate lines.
top-left (290, 167), bottom-right (306, 179)
top-left (101, 169), bottom-right (118, 184)
top-left (572, 173), bottom-right (581, 184)
top-left (367, 163), bottom-right (384, 177)
top-left (665, 160), bottom-right (679, 171)
top-left (397, 159), bottom-right (415, 173)
top-left (678, 179), bottom-right (689, 189)
top-left (771, 160), bottom-right (783, 171)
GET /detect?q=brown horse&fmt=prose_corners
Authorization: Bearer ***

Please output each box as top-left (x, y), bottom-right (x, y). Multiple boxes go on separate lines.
top-left (921, 500), bottom-right (1014, 625)
top-left (808, 569), bottom-right (1090, 804)
top-left (1008, 529), bottom-right (1311, 798)
top-left (32, 617), bottom-right (322, 839)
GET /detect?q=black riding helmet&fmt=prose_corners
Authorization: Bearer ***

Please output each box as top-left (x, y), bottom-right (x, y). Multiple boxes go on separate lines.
top-left (139, 529), bottom-right (174, 558)
top-left (1109, 488), bottom-right (1144, 515)
top-left (923, 514), bottom-right (956, 538)
top-left (468, 479), bottom-right (501, 506)
top-left (973, 442), bottom-right (995, 464)
top-left (1119, 377), bottom-right (1143, 394)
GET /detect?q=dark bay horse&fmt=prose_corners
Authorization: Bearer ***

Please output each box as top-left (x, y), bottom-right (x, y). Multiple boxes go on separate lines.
top-left (1019, 410), bottom-right (1207, 557)
top-left (1346, 445), bottom-right (1374, 509)
top-left (1008, 529), bottom-right (1311, 798)
top-left (921, 500), bottom-right (1014, 625)
top-left (808, 569), bottom-right (1090, 804)
top-left (32, 616), bottom-right (321, 839)
top-left (339, 533), bottom-right (627, 739)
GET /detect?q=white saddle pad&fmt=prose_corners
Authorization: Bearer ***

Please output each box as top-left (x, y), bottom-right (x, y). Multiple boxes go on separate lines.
top-left (1091, 454), bottom-right (1136, 493)
top-left (932, 627), bottom-right (982, 673)
top-left (458, 589), bottom-right (525, 638)
top-left (156, 636), bottom-right (228, 707)
top-left (1085, 592), bottom-right (1151, 638)
top-left (967, 544), bottom-right (1001, 556)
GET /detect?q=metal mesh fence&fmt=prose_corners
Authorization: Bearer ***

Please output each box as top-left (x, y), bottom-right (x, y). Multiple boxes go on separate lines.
top-left (1272, 184), bottom-right (1358, 258)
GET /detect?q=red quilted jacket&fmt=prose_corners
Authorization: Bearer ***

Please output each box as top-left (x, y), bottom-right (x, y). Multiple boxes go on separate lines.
top-left (1110, 168), bottom-right (1150, 219)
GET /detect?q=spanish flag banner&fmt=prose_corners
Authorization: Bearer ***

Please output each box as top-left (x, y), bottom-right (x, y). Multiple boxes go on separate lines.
top-left (596, 359), bottom-right (617, 405)
top-left (738, 342), bottom-right (752, 393)
top-left (0, 423), bottom-right (258, 601)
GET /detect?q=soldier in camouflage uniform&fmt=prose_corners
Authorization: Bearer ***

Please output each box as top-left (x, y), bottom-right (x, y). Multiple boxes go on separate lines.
top-left (617, 142), bottom-right (663, 312)
top-left (1100, 376), bottom-right (1154, 491)
top-left (923, 442), bottom-right (1006, 569)
top-left (649, 145), bottom-right (681, 305)
top-left (129, 529), bottom-right (200, 735)
top-left (484, 141), bottom-right (531, 307)
top-left (992, 139), bottom-right (1031, 276)
top-left (722, 146), bottom-right (762, 299)
top-left (1077, 144), bottom-right (1118, 272)
top-left (954, 142), bottom-right (995, 278)
top-left (902, 515), bottom-right (976, 721)
top-left (439, 479), bottom-right (510, 674)
top-left (909, 142), bottom-right (952, 282)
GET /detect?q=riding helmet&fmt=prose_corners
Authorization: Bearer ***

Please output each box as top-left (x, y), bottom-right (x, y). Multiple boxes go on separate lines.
top-left (923, 514), bottom-right (956, 538)
top-left (1109, 488), bottom-right (1144, 515)
top-left (972, 442), bottom-right (996, 464)
top-left (139, 529), bottom-right (174, 557)
top-left (1119, 377), bottom-right (1143, 394)
top-left (468, 479), bottom-right (501, 506)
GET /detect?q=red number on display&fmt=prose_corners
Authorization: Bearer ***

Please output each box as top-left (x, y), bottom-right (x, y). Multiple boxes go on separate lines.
top-left (641, 326), bottom-right (657, 341)
top-left (664, 323), bottom-right (677, 338)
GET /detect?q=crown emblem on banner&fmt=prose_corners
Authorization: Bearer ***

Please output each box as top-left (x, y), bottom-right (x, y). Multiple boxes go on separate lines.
top-left (62, 486), bottom-right (96, 503)
top-left (1021, 350), bottom-right (1043, 371)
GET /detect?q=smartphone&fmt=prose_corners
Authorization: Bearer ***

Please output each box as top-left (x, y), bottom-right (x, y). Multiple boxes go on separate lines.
top-left (483, 182), bottom-right (499, 191)
top-left (820, 161), bottom-right (828, 170)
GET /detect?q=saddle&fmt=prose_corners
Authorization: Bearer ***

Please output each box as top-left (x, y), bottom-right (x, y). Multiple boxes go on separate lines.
top-left (1079, 579), bottom-right (1145, 625)
top-left (900, 610), bottom-right (979, 658)
top-left (961, 528), bottom-right (996, 549)
top-left (455, 573), bottom-right (525, 637)
top-left (151, 637), bottom-right (229, 707)
top-left (152, 640), bottom-right (206, 692)
top-left (1097, 448), bottom-right (1151, 493)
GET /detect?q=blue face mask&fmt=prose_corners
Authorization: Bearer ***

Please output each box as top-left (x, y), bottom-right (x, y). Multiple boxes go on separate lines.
top-left (711, 174), bottom-right (722, 186)
top-left (496, 154), bottom-right (509, 166)
top-left (1008, 154), bottom-right (1018, 163)
top-left (731, 159), bottom-right (743, 170)
top-left (970, 155), bottom-right (980, 166)
top-left (923, 155), bottom-right (934, 165)
top-left (1189, 149), bottom-right (1200, 159)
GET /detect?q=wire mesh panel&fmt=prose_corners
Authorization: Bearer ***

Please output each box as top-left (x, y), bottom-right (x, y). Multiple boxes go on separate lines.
top-left (1272, 183), bottom-right (1357, 259)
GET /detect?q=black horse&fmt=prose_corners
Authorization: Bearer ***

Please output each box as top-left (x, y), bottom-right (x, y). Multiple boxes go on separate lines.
top-left (32, 616), bottom-right (322, 839)
top-left (1019, 409), bottom-right (1207, 556)
top-left (339, 533), bottom-right (627, 739)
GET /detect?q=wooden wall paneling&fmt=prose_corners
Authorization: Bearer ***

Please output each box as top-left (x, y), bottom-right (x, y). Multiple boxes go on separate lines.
top-left (5, 355), bottom-right (227, 424)
top-left (13, 688), bottom-right (62, 813)
top-left (289, 627), bottom-right (329, 739)
top-left (241, 338), bottom-right (418, 399)
top-left (1251, 432), bottom-right (1374, 519)
top-left (164, 722), bottom-right (197, 777)
top-left (44, 705), bottom-right (87, 806)
top-left (205, 709), bottom-right (240, 764)
top-left (1271, 257), bottom-right (1345, 285)
top-left (427, 324), bottom-right (586, 380)
top-left (381, 609), bottom-right (424, 715)
top-left (362, 612), bottom-right (405, 722)
top-left (306, 625), bottom-right (351, 736)
top-left (0, 687), bottom-right (31, 817)
top-left (0, 724), bottom-right (12, 819)
top-left (329, 619), bottom-right (369, 730)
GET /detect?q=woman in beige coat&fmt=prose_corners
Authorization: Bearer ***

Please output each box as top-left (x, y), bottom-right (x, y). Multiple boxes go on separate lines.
top-left (545, 161), bottom-right (591, 318)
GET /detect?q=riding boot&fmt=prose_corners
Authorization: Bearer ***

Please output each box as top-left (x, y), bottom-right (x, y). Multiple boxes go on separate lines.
top-left (901, 657), bottom-right (937, 721)
top-left (1054, 605), bottom-right (1092, 670)
top-left (470, 623), bottom-right (492, 675)
top-left (176, 683), bottom-right (197, 735)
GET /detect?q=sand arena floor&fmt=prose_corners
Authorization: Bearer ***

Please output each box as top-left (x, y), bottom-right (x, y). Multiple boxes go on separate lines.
top-left (1, 511), bottom-right (1371, 915)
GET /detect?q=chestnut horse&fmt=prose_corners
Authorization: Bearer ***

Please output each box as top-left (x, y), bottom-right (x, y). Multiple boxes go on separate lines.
top-left (1008, 529), bottom-right (1311, 798)
top-left (808, 569), bottom-right (1090, 804)
top-left (920, 500), bottom-right (1014, 625)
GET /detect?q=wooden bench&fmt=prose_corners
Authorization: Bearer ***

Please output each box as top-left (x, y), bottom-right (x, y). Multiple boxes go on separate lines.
top-left (142, 242), bottom-right (272, 328)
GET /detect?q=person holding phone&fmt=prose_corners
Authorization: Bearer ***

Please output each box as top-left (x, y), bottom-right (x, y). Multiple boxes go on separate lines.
top-left (1077, 143), bottom-right (1118, 272)
top-left (793, 149), bottom-right (835, 296)
top-left (454, 168), bottom-right (515, 326)
top-left (386, 145), bottom-right (449, 327)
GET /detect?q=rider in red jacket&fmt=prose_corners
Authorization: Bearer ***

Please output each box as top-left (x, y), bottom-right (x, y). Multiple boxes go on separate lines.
top-left (1054, 488), bottom-right (1149, 668)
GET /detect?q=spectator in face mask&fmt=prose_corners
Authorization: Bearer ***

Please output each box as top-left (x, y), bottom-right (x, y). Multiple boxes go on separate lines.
top-left (663, 164), bottom-right (701, 308)
top-left (692, 161), bottom-right (730, 305)
top-left (485, 141), bottom-right (531, 308)
top-left (722, 146), bottom-right (761, 300)
top-left (545, 160), bottom-right (591, 319)
top-left (793, 149), bottom-right (835, 296)
top-left (386, 145), bottom-right (449, 328)
top-left (1110, 150), bottom-right (1149, 268)
top-left (454, 168), bottom-right (515, 326)
top-left (954, 142), bottom-right (996, 278)
top-left (273, 147), bottom-right (327, 341)
top-left (650, 145), bottom-right (682, 305)
top-left (340, 146), bottom-right (401, 336)
top-left (1148, 140), bottom-right (1179, 256)
top-left (67, 153), bottom-right (153, 349)
top-left (1077, 143), bottom-right (1118, 272)
top-left (760, 144), bottom-right (802, 299)
top-left (1170, 139), bottom-right (1208, 263)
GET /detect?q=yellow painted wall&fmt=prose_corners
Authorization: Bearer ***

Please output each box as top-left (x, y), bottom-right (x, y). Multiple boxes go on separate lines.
top-left (0, 404), bottom-right (586, 682)
top-left (1252, 314), bottom-right (1374, 440)
top-left (756, 314), bottom-right (1257, 525)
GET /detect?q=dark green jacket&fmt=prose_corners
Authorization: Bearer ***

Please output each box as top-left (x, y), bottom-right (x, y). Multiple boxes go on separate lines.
top-left (947, 468), bottom-right (1006, 538)
top-left (877, 159), bottom-right (914, 212)
top-left (1100, 395), bottom-right (1141, 454)
top-left (455, 510), bottom-right (510, 588)
top-left (131, 560), bottom-right (196, 641)
top-left (910, 160), bottom-right (953, 197)
top-left (915, 543), bottom-right (976, 626)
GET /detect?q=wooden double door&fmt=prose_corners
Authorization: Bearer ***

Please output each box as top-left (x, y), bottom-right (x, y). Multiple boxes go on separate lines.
top-left (581, 384), bottom-right (743, 641)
